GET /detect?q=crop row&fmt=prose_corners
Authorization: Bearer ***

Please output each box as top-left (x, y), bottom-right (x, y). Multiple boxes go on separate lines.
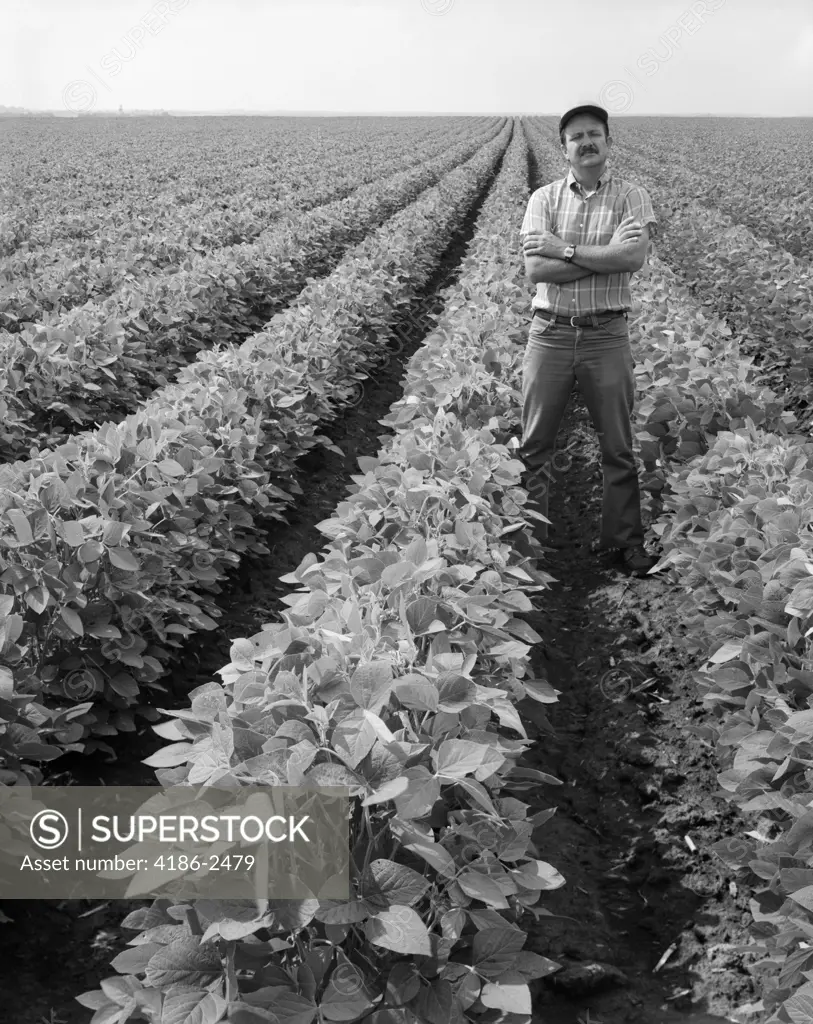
top-left (524, 117), bottom-right (813, 1021)
top-left (645, 201), bottom-right (813, 427)
top-left (0, 120), bottom-right (507, 460)
top-left (607, 141), bottom-right (813, 391)
top-left (642, 329), bottom-right (813, 1014)
top-left (619, 120), bottom-right (813, 259)
top-left (0, 121), bottom-right (512, 783)
top-left (1, 117), bottom-right (493, 258)
top-left (75, 113), bottom-right (567, 1024)
top-left (0, 121), bottom-right (484, 317)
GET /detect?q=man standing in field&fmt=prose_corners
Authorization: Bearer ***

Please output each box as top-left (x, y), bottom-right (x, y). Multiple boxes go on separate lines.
top-left (519, 104), bottom-right (657, 578)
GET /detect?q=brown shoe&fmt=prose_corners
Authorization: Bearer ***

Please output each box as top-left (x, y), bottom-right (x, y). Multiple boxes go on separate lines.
top-left (617, 545), bottom-right (658, 578)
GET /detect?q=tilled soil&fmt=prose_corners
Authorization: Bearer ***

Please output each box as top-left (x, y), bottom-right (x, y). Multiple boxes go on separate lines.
top-left (519, 398), bottom-right (757, 1024)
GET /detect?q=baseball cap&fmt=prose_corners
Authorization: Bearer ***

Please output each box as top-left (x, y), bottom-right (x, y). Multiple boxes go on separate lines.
top-left (558, 104), bottom-right (609, 136)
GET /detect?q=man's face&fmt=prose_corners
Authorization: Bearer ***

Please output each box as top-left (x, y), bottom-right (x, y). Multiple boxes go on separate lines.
top-left (561, 115), bottom-right (611, 170)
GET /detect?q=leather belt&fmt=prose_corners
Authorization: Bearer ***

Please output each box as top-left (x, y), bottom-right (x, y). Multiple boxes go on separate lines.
top-left (533, 308), bottom-right (628, 327)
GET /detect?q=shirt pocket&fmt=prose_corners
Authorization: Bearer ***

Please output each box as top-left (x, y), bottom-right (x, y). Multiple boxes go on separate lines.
top-left (591, 207), bottom-right (618, 246)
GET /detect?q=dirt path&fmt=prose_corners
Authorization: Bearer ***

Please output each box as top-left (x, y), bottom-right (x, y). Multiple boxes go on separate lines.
top-left (516, 397), bottom-right (757, 1023)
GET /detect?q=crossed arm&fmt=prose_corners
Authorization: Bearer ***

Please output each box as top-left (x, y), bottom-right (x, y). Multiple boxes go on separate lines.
top-left (522, 216), bottom-right (650, 285)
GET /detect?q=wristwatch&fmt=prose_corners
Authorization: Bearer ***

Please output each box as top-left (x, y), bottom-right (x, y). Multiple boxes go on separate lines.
top-left (563, 244), bottom-right (576, 263)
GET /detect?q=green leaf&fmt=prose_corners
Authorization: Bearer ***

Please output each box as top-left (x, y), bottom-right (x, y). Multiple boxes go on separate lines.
top-left (392, 677), bottom-right (438, 712)
top-left (25, 586), bottom-right (49, 614)
top-left (472, 928), bottom-right (526, 978)
top-left (479, 973), bottom-right (531, 1013)
top-left (436, 674), bottom-right (475, 712)
top-left (786, 579), bottom-right (813, 614)
top-left (109, 674), bottom-right (139, 699)
top-left (15, 742), bottom-right (63, 760)
top-left (314, 900), bottom-right (371, 925)
top-left (522, 678), bottom-right (558, 703)
top-left (405, 598), bottom-right (441, 635)
top-left (507, 766), bottom-right (562, 786)
top-left (110, 943), bottom-right (164, 975)
top-left (513, 950), bottom-right (560, 980)
top-left (78, 540), bottom-right (106, 563)
top-left (120, 904), bottom-right (174, 931)
top-left (432, 739), bottom-right (491, 780)
top-left (402, 836), bottom-right (456, 878)
top-left (75, 991), bottom-right (113, 1011)
top-left (227, 1008), bottom-right (278, 1024)
top-left (708, 640), bottom-right (743, 664)
top-left (393, 767), bottom-right (441, 820)
top-left (454, 777), bottom-right (497, 815)
top-left (362, 776), bottom-right (408, 807)
top-left (457, 871), bottom-right (509, 908)
top-left (361, 859), bottom-right (431, 909)
top-left (511, 859), bottom-right (565, 891)
top-left (102, 521), bottom-right (127, 548)
top-left (349, 661), bottom-right (394, 715)
top-left (331, 710), bottom-right (377, 769)
top-left (89, 1004), bottom-right (127, 1024)
top-left (60, 520), bottom-right (85, 547)
top-left (5, 509), bottom-right (33, 546)
top-left (144, 936), bottom-right (222, 988)
top-left (201, 914), bottom-right (270, 943)
top-left (320, 953), bottom-right (374, 1022)
top-left (785, 989), bottom-right (813, 1024)
top-left (86, 622), bottom-right (122, 639)
top-left (108, 546), bottom-right (141, 571)
top-left (101, 977), bottom-right (142, 1008)
top-left (385, 962), bottom-right (421, 1005)
top-left (487, 640), bottom-right (529, 658)
top-left (789, 884), bottom-right (813, 913)
top-left (243, 990), bottom-right (315, 1024)
top-left (142, 742), bottom-right (194, 768)
top-left (0, 667), bottom-right (13, 701)
top-left (60, 607), bottom-right (84, 636)
top-left (451, 972), bottom-right (481, 1010)
top-left (364, 906), bottom-right (431, 955)
top-left (305, 762), bottom-right (365, 791)
top-left (489, 698), bottom-right (527, 738)
top-left (160, 987), bottom-right (228, 1024)
top-left (412, 980), bottom-right (455, 1024)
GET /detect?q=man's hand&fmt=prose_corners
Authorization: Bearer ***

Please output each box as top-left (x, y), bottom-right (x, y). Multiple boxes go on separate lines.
top-left (522, 231), bottom-right (567, 260)
top-left (570, 216), bottom-right (650, 274)
top-left (609, 215), bottom-right (643, 246)
top-left (524, 218), bottom-right (642, 260)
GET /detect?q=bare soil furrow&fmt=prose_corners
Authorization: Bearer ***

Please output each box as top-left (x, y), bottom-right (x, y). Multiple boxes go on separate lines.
top-left (517, 400), bottom-right (755, 1023)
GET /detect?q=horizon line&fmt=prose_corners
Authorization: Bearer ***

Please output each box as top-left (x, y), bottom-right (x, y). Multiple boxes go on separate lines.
top-left (2, 108), bottom-right (812, 119)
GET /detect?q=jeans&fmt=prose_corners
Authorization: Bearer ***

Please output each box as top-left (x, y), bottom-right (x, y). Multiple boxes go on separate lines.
top-left (518, 312), bottom-right (644, 549)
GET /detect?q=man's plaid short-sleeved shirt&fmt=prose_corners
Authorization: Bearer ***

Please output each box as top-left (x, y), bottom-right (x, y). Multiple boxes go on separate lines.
top-left (520, 168), bottom-right (657, 315)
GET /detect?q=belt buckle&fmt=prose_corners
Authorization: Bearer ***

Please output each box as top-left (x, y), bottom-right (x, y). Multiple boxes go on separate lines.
top-left (569, 315), bottom-right (580, 327)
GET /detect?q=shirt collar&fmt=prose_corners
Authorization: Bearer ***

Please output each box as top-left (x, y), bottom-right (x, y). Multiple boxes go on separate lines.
top-left (566, 168), bottom-right (612, 195)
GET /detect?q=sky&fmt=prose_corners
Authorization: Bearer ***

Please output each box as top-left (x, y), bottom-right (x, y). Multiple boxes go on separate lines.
top-left (4, 0), bottom-right (813, 117)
